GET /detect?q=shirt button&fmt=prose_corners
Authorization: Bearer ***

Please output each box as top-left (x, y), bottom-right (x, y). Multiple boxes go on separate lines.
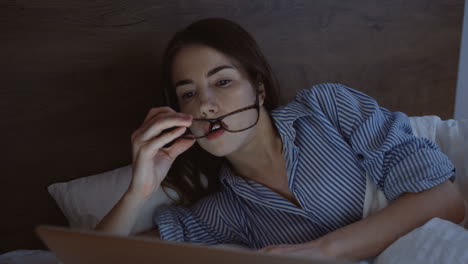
top-left (357, 154), bottom-right (364, 160)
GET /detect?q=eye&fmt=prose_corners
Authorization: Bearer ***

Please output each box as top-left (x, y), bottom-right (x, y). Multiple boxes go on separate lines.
top-left (181, 91), bottom-right (195, 100)
top-left (216, 79), bottom-right (231, 87)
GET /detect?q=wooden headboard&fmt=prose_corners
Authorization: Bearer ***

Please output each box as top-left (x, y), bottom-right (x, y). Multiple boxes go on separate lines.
top-left (0, 0), bottom-right (464, 253)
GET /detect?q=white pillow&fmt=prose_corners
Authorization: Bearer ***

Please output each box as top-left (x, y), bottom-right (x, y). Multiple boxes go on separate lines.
top-left (409, 116), bottom-right (468, 227)
top-left (374, 217), bottom-right (468, 264)
top-left (47, 165), bottom-right (178, 234)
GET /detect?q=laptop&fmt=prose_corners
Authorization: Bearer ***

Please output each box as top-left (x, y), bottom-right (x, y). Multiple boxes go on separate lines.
top-left (35, 225), bottom-right (356, 264)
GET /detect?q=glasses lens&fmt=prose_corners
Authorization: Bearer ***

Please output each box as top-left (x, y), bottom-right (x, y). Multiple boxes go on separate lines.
top-left (189, 108), bottom-right (258, 137)
top-left (223, 108), bottom-right (258, 132)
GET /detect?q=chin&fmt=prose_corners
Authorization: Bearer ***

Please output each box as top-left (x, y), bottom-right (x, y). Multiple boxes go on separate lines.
top-left (198, 141), bottom-right (236, 157)
top-left (197, 132), bottom-right (246, 157)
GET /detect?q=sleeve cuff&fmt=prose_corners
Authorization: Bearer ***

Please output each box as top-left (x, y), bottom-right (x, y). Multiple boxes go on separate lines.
top-left (383, 148), bottom-right (456, 201)
top-left (153, 206), bottom-right (185, 242)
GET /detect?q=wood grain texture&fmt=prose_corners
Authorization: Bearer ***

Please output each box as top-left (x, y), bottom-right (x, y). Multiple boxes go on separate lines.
top-left (0, 0), bottom-right (463, 252)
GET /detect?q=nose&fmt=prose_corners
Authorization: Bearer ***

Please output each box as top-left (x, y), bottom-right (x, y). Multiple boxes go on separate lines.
top-left (198, 89), bottom-right (219, 118)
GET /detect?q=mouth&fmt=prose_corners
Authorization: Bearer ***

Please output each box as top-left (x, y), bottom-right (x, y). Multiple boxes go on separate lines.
top-left (204, 121), bottom-right (229, 135)
top-left (206, 125), bottom-right (225, 140)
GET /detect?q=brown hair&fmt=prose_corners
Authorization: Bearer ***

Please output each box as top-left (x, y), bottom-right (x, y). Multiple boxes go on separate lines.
top-left (160, 18), bottom-right (281, 207)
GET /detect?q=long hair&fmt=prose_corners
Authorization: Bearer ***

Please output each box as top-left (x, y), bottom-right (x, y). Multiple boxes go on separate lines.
top-left (160, 18), bottom-right (281, 207)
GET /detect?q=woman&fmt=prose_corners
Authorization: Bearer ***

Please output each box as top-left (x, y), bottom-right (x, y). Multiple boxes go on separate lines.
top-left (95, 18), bottom-right (465, 261)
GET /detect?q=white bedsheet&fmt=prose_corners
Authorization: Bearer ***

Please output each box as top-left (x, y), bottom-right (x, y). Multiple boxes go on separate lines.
top-left (374, 218), bottom-right (468, 264)
top-left (0, 249), bottom-right (59, 264)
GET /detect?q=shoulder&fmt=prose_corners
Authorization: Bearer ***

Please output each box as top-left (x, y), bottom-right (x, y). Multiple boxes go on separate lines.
top-left (273, 82), bottom-right (357, 114)
top-left (296, 82), bottom-right (346, 97)
top-left (294, 82), bottom-right (368, 103)
top-left (270, 83), bottom-right (347, 129)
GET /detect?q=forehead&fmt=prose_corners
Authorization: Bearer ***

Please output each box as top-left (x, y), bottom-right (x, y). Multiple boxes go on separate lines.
top-left (171, 45), bottom-right (244, 79)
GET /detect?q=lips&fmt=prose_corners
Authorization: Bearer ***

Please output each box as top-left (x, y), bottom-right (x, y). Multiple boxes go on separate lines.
top-left (204, 120), bottom-right (229, 134)
top-left (206, 127), bottom-right (225, 140)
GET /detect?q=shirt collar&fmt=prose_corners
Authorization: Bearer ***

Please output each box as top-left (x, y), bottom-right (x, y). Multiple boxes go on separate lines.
top-left (217, 146), bottom-right (310, 218)
top-left (219, 160), bottom-right (244, 187)
top-left (218, 99), bottom-right (310, 188)
top-left (270, 99), bottom-right (312, 142)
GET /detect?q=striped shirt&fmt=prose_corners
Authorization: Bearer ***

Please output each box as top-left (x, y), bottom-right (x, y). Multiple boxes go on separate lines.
top-left (153, 83), bottom-right (455, 249)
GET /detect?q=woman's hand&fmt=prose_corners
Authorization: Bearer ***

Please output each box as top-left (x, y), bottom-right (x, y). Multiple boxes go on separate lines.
top-left (258, 240), bottom-right (334, 260)
top-left (129, 106), bottom-right (196, 200)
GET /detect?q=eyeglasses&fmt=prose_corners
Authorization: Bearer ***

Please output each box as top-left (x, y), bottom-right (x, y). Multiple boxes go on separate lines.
top-left (181, 92), bottom-right (260, 139)
top-left (162, 91), bottom-right (260, 148)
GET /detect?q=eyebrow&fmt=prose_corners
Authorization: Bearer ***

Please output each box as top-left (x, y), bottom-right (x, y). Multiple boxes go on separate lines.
top-left (174, 65), bottom-right (236, 89)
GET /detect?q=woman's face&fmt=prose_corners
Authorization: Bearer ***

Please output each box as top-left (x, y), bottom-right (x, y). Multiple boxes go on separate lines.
top-left (171, 44), bottom-right (264, 156)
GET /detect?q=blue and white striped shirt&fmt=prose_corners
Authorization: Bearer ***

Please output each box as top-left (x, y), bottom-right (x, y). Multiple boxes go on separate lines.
top-left (154, 83), bottom-right (455, 249)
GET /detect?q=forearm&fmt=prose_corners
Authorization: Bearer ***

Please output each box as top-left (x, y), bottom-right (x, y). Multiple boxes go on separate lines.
top-left (94, 190), bottom-right (148, 236)
top-left (318, 180), bottom-right (465, 261)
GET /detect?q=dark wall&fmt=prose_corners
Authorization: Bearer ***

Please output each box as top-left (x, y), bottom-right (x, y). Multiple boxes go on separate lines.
top-left (0, 0), bottom-right (464, 253)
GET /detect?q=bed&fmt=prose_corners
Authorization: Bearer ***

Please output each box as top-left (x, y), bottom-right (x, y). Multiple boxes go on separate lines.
top-left (1, 0), bottom-right (466, 262)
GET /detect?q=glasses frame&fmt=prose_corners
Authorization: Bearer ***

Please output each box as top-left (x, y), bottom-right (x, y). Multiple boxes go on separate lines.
top-left (182, 90), bottom-right (260, 139)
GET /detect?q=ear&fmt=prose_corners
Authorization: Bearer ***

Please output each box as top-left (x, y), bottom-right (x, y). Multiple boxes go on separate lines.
top-left (258, 82), bottom-right (266, 106)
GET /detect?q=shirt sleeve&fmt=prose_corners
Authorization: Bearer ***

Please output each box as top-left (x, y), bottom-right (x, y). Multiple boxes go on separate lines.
top-left (299, 83), bottom-right (456, 201)
top-left (153, 192), bottom-right (243, 245)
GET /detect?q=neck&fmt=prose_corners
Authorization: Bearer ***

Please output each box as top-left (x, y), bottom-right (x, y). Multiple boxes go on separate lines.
top-left (225, 108), bottom-right (285, 185)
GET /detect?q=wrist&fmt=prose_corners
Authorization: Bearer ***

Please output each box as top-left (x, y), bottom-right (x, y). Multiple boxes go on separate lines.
top-left (123, 189), bottom-right (151, 207)
top-left (126, 183), bottom-right (160, 201)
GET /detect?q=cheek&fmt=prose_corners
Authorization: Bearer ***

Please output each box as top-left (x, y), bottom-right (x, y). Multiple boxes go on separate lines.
top-left (225, 85), bottom-right (256, 108)
top-left (178, 103), bottom-right (198, 115)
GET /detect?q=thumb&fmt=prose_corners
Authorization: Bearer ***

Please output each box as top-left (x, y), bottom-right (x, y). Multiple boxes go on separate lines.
top-left (166, 137), bottom-right (196, 158)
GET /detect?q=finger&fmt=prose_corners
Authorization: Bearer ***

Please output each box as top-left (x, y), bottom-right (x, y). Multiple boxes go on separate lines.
top-left (140, 114), bottom-right (192, 142)
top-left (133, 109), bottom-right (178, 143)
top-left (258, 245), bottom-right (291, 253)
top-left (139, 111), bottom-right (188, 136)
top-left (164, 136), bottom-right (196, 158)
top-left (258, 246), bottom-right (275, 253)
top-left (143, 106), bottom-right (175, 123)
top-left (263, 248), bottom-right (289, 255)
top-left (131, 113), bottom-right (191, 157)
top-left (145, 111), bottom-right (192, 130)
top-left (141, 126), bottom-right (188, 159)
